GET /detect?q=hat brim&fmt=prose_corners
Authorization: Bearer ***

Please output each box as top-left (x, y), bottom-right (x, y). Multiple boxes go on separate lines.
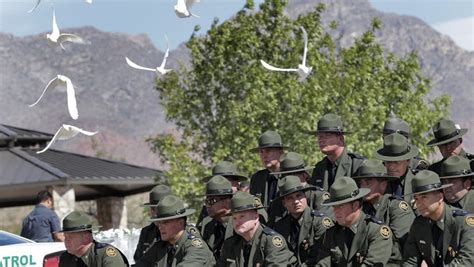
top-left (321, 188), bottom-right (370, 206)
top-left (404, 184), bottom-right (453, 196)
top-left (231, 205), bottom-right (266, 213)
top-left (352, 174), bottom-right (399, 181)
top-left (302, 129), bottom-right (352, 135)
top-left (439, 172), bottom-right (474, 179)
top-left (201, 174), bottom-right (249, 183)
top-left (249, 145), bottom-right (289, 153)
top-left (149, 209), bottom-right (195, 222)
top-left (142, 202), bottom-right (159, 207)
top-left (270, 166), bottom-right (314, 176)
top-left (374, 144), bottom-right (419, 161)
top-left (274, 185), bottom-right (316, 200)
top-left (55, 225), bottom-right (102, 233)
top-left (426, 129), bottom-right (467, 147)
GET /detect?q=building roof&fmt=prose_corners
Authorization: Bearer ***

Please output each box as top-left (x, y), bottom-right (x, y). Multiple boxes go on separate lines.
top-left (0, 147), bottom-right (163, 207)
top-left (0, 124), bottom-right (53, 147)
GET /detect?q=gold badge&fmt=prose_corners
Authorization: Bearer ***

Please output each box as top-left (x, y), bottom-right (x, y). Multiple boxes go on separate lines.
top-left (380, 226), bottom-right (391, 239)
top-left (105, 247), bottom-right (117, 257)
top-left (399, 201), bottom-right (409, 211)
top-left (322, 192), bottom-right (330, 201)
top-left (448, 246), bottom-right (458, 258)
top-left (322, 217), bottom-right (333, 229)
top-left (254, 198), bottom-right (262, 208)
top-left (191, 238), bottom-right (203, 248)
top-left (272, 236), bottom-right (283, 248)
top-left (465, 215), bottom-right (474, 227)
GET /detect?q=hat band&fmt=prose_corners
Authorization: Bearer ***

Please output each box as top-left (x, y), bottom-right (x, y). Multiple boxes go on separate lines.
top-left (383, 129), bottom-right (409, 137)
top-left (357, 172), bottom-right (389, 177)
top-left (442, 169), bottom-right (472, 177)
top-left (258, 143), bottom-right (284, 148)
top-left (435, 129), bottom-right (460, 142)
top-left (153, 208), bottom-right (186, 219)
top-left (215, 171), bottom-right (237, 176)
top-left (63, 224), bottom-right (92, 232)
top-left (414, 183), bottom-right (442, 193)
top-left (383, 146), bottom-right (411, 156)
top-left (281, 164), bottom-right (306, 172)
top-left (233, 204), bottom-right (259, 212)
top-left (318, 126), bottom-right (343, 132)
top-left (206, 188), bottom-right (233, 195)
top-left (280, 185), bottom-right (306, 196)
top-left (330, 189), bottom-right (360, 202)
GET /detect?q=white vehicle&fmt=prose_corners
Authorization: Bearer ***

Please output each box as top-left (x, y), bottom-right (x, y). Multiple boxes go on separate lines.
top-left (0, 230), bottom-right (65, 267)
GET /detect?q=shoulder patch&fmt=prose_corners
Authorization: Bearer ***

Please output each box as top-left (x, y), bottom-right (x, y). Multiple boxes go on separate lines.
top-left (399, 201), bottom-right (409, 212)
top-left (272, 236), bottom-right (283, 248)
top-left (191, 238), bottom-right (203, 247)
top-left (254, 197), bottom-right (263, 208)
top-left (453, 209), bottom-right (468, 217)
top-left (322, 217), bottom-right (333, 229)
top-left (465, 215), bottom-right (474, 227)
top-left (322, 192), bottom-right (330, 201)
top-left (416, 159), bottom-right (430, 170)
top-left (188, 226), bottom-right (198, 235)
top-left (379, 226), bottom-right (391, 239)
top-left (105, 247), bottom-right (117, 257)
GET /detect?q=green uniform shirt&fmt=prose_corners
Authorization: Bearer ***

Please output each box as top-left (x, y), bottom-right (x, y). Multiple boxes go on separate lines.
top-left (429, 149), bottom-right (474, 175)
top-left (220, 224), bottom-right (297, 266)
top-left (451, 189), bottom-right (474, 213)
top-left (133, 223), bottom-right (159, 261)
top-left (250, 169), bottom-right (284, 226)
top-left (133, 229), bottom-right (214, 267)
top-left (59, 241), bottom-right (128, 267)
top-left (363, 194), bottom-right (415, 266)
top-left (200, 216), bottom-right (234, 259)
top-left (274, 207), bottom-right (332, 265)
top-left (402, 204), bottom-right (474, 266)
top-left (315, 211), bottom-right (393, 266)
top-left (306, 186), bottom-right (333, 218)
top-left (310, 148), bottom-right (365, 191)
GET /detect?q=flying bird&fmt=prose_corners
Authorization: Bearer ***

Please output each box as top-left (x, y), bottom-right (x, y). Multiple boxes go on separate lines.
top-left (260, 26), bottom-right (313, 82)
top-left (47, 11), bottom-right (88, 50)
top-left (125, 36), bottom-right (172, 75)
top-left (174, 0), bottom-right (200, 18)
top-left (85, 0), bottom-right (92, 3)
top-left (27, 0), bottom-right (41, 13)
top-left (37, 124), bottom-right (98, 154)
top-left (29, 75), bottom-right (79, 120)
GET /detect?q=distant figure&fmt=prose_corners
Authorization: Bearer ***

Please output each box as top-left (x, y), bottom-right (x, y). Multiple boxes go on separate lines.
top-left (238, 181), bottom-right (250, 192)
top-left (20, 190), bottom-right (64, 242)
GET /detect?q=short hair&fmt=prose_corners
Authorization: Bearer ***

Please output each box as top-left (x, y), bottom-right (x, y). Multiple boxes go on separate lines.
top-left (37, 190), bottom-right (52, 203)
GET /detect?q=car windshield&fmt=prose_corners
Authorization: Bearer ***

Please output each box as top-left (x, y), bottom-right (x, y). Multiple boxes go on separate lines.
top-left (0, 231), bottom-right (31, 246)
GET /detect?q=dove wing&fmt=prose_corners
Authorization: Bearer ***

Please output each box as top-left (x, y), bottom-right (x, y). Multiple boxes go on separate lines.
top-left (27, 0), bottom-right (41, 13)
top-left (51, 11), bottom-right (60, 39)
top-left (159, 36), bottom-right (170, 70)
top-left (64, 125), bottom-right (98, 137)
top-left (300, 26), bottom-right (308, 66)
top-left (85, 0), bottom-right (92, 3)
top-left (58, 34), bottom-right (87, 45)
top-left (61, 76), bottom-right (79, 120)
top-left (125, 57), bottom-right (156, 72)
top-left (37, 126), bottom-right (64, 154)
top-left (186, 0), bottom-right (200, 8)
top-left (29, 76), bottom-right (60, 107)
top-left (260, 60), bottom-right (298, 72)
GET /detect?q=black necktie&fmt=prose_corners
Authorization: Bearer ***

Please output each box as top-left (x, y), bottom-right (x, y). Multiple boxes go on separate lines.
top-left (166, 245), bottom-right (176, 267)
top-left (344, 227), bottom-right (354, 252)
top-left (268, 175), bottom-right (278, 203)
top-left (328, 162), bottom-right (336, 188)
top-left (213, 223), bottom-right (225, 258)
top-left (290, 218), bottom-right (301, 250)
top-left (432, 223), bottom-right (443, 267)
top-left (243, 242), bottom-right (252, 267)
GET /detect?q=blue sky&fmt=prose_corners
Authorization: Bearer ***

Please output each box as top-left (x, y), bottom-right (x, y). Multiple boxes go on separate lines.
top-left (0, 0), bottom-right (472, 51)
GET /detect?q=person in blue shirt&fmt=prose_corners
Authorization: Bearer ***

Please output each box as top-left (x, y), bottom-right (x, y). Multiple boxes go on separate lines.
top-left (20, 190), bottom-right (64, 242)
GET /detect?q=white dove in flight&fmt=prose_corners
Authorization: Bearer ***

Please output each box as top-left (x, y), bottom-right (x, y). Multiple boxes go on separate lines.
top-left (174, 0), bottom-right (200, 18)
top-left (37, 124), bottom-right (98, 154)
top-left (260, 26), bottom-right (313, 82)
top-left (125, 36), bottom-right (172, 75)
top-left (47, 11), bottom-right (88, 50)
top-left (29, 75), bottom-right (79, 120)
top-left (85, 0), bottom-right (92, 3)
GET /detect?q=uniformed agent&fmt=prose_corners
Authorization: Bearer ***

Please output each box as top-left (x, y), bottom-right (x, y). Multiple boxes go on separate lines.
top-left (58, 211), bottom-right (128, 267)
top-left (352, 159), bottom-right (415, 266)
top-left (200, 175), bottom-right (235, 260)
top-left (133, 184), bottom-right (172, 262)
top-left (249, 130), bottom-right (288, 225)
top-left (382, 116), bottom-right (429, 172)
top-left (402, 170), bottom-right (474, 266)
top-left (305, 113), bottom-right (365, 191)
top-left (273, 175), bottom-right (332, 265)
top-left (197, 161), bottom-right (249, 227)
top-left (374, 133), bottom-right (419, 206)
top-left (220, 191), bottom-right (297, 266)
top-left (271, 151), bottom-right (332, 216)
top-left (134, 195), bottom-right (214, 266)
top-left (427, 119), bottom-right (474, 174)
top-left (439, 155), bottom-right (474, 213)
top-left (315, 176), bottom-right (393, 266)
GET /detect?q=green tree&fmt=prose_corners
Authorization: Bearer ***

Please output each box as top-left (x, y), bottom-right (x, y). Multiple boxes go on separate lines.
top-left (148, 0), bottom-right (449, 214)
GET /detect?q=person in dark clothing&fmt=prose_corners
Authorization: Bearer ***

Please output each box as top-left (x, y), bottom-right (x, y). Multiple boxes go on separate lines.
top-left (20, 190), bottom-right (64, 242)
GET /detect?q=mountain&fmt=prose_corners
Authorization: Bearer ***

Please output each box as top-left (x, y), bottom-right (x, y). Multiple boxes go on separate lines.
top-left (1, 0), bottom-right (473, 167)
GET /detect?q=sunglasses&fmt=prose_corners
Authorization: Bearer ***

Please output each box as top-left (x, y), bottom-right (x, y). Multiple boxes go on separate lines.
top-left (205, 197), bottom-right (228, 206)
